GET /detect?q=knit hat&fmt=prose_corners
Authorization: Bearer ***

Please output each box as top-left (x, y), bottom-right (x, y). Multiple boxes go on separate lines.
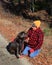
top-left (33, 20), bottom-right (41, 28)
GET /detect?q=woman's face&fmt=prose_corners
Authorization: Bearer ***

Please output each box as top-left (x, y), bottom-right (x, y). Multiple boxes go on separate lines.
top-left (32, 27), bottom-right (37, 30)
top-left (32, 24), bottom-right (37, 30)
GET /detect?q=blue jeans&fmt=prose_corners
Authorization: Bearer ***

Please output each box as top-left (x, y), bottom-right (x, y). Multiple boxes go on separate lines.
top-left (22, 46), bottom-right (40, 58)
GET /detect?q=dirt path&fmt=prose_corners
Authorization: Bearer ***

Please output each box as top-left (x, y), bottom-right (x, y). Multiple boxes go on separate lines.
top-left (0, 34), bottom-right (32, 65)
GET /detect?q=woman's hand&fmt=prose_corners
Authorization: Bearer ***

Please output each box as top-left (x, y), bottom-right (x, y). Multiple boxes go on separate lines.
top-left (30, 48), bottom-right (34, 53)
top-left (24, 37), bottom-right (29, 43)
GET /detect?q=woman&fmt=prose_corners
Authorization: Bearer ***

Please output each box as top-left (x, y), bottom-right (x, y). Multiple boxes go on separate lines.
top-left (20, 20), bottom-right (44, 58)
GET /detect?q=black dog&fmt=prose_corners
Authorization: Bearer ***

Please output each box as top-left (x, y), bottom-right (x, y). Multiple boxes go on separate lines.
top-left (6, 31), bottom-right (27, 58)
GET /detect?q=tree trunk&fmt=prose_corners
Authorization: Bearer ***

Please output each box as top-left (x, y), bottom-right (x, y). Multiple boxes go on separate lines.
top-left (30, 0), bottom-right (35, 12)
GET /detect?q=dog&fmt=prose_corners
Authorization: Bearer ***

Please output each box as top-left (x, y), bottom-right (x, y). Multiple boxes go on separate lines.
top-left (6, 31), bottom-right (27, 58)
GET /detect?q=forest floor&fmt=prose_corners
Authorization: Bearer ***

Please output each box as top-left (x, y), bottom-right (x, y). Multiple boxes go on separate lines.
top-left (0, 1), bottom-right (52, 65)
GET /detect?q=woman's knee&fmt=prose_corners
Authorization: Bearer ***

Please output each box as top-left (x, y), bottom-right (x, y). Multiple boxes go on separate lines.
top-left (30, 49), bottom-right (40, 58)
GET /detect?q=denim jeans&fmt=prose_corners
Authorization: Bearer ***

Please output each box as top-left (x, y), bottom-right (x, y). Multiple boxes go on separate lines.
top-left (22, 46), bottom-right (40, 58)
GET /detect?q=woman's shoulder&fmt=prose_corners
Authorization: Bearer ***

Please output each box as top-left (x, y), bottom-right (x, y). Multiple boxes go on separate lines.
top-left (36, 28), bottom-right (44, 34)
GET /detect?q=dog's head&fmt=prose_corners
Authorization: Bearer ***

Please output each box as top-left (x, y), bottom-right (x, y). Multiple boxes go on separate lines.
top-left (17, 31), bottom-right (27, 39)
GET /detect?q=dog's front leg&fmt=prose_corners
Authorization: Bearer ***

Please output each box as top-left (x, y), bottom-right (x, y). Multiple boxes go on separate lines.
top-left (21, 43), bottom-right (24, 52)
top-left (15, 47), bottom-right (19, 58)
top-left (19, 43), bottom-right (24, 55)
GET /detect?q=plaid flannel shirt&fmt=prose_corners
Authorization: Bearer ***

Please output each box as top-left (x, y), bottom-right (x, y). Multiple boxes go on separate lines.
top-left (27, 27), bottom-right (44, 51)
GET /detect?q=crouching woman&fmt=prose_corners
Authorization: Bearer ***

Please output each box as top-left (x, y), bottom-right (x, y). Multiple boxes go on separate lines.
top-left (22, 20), bottom-right (44, 58)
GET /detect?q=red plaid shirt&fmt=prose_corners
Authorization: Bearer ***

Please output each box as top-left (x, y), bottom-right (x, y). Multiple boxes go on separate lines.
top-left (27, 27), bottom-right (44, 51)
